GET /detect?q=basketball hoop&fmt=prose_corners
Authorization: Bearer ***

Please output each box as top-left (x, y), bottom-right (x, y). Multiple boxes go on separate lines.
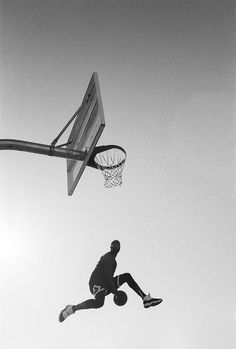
top-left (87, 145), bottom-right (127, 188)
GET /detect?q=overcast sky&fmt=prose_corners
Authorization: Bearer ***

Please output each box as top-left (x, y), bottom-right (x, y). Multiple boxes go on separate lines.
top-left (0, 1), bottom-right (236, 348)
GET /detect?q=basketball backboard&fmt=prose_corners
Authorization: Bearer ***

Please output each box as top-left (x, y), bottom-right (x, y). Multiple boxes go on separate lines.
top-left (66, 73), bottom-right (105, 195)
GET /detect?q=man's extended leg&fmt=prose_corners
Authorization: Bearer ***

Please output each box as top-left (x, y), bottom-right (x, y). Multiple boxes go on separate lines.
top-left (59, 288), bottom-right (106, 322)
top-left (114, 273), bottom-right (163, 308)
top-left (74, 288), bottom-right (106, 311)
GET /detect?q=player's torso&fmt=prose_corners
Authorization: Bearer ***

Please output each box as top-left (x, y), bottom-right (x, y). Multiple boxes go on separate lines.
top-left (89, 252), bottom-right (117, 285)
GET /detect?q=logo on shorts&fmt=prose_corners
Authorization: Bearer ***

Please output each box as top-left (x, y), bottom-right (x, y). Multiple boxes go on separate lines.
top-left (92, 285), bottom-right (105, 296)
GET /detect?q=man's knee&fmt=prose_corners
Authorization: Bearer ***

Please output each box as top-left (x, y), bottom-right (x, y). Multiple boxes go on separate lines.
top-left (123, 272), bottom-right (133, 282)
top-left (94, 300), bottom-right (104, 309)
top-left (94, 295), bottom-right (105, 309)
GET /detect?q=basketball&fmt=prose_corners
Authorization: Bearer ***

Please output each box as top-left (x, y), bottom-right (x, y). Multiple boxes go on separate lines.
top-left (113, 290), bottom-right (128, 306)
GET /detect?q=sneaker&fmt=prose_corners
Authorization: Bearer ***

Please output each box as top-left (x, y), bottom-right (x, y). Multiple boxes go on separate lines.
top-left (143, 293), bottom-right (163, 308)
top-left (59, 305), bottom-right (75, 322)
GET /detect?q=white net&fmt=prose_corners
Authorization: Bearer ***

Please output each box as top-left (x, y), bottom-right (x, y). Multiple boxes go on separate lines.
top-left (94, 147), bottom-right (126, 188)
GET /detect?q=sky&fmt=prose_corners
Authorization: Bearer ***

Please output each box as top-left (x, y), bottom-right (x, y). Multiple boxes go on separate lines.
top-left (0, 0), bottom-right (236, 348)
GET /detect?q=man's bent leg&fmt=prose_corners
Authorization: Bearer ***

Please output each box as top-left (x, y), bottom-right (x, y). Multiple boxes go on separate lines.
top-left (114, 273), bottom-right (146, 299)
top-left (114, 273), bottom-right (163, 308)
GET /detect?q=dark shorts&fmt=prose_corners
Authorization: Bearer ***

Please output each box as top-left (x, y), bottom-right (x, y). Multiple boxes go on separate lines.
top-left (89, 274), bottom-right (123, 297)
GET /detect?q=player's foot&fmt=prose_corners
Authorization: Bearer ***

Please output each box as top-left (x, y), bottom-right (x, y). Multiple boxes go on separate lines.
top-left (59, 305), bottom-right (75, 322)
top-left (143, 293), bottom-right (163, 308)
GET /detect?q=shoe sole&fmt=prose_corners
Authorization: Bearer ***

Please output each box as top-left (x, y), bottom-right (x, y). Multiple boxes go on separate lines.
top-left (59, 305), bottom-right (72, 322)
top-left (59, 308), bottom-right (67, 322)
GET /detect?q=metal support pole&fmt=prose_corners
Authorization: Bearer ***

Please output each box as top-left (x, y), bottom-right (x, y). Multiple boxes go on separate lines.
top-left (0, 139), bottom-right (86, 161)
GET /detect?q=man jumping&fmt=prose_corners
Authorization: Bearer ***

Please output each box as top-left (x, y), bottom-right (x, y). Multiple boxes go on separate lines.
top-left (59, 240), bottom-right (162, 322)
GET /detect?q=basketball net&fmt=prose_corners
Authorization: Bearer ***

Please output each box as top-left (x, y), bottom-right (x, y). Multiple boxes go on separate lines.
top-left (94, 146), bottom-right (126, 188)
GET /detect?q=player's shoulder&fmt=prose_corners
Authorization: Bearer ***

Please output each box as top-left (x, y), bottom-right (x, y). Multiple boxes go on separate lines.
top-left (101, 251), bottom-right (114, 262)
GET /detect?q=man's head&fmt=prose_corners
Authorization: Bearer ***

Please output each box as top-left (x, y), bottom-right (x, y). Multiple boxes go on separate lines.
top-left (110, 240), bottom-right (120, 254)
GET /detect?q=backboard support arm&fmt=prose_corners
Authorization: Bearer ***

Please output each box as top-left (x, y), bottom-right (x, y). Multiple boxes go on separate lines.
top-left (51, 96), bottom-right (90, 147)
top-left (0, 139), bottom-right (86, 161)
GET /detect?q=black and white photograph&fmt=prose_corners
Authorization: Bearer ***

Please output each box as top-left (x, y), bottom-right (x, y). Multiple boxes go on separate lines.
top-left (1, 1), bottom-right (235, 348)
